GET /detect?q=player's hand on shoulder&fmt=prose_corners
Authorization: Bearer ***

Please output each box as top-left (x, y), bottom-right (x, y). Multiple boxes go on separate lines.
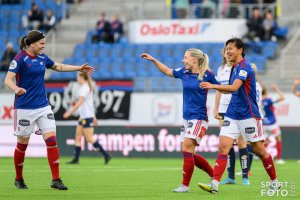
top-left (14, 87), bottom-right (26, 96)
top-left (141, 53), bottom-right (154, 61)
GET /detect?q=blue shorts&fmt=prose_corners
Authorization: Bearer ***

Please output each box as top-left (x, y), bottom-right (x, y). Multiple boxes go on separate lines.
top-left (78, 118), bottom-right (94, 128)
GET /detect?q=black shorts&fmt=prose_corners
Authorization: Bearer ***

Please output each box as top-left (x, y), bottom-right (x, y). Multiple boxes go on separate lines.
top-left (78, 118), bottom-right (94, 128)
top-left (218, 113), bottom-right (226, 120)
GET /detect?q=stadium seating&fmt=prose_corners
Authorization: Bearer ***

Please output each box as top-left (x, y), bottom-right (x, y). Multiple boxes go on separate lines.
top-left (0, 1), bottom-right (67, 57)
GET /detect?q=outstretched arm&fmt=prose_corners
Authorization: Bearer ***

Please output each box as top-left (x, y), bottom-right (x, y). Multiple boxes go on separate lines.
top-left (271, 84), bottom-right (285, 103)
top-left (200, 79), bottom-right (243, 93)
top-left (52, 63), bottom-right (94, 74)
top-left (141, 53), bottom-right (174, 77)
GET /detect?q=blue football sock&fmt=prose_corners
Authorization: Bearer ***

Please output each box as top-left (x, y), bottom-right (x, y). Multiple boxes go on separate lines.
top-left (93, 141), bottom-right (109, 158)
top-left (74, 146), bottom-right (81, 161)
top-left (239, 147), bottom-right (249, 179)
top-left (228, 148), bottom-right (235, 179)
top-left (247, 144), bottom-right (254, 171)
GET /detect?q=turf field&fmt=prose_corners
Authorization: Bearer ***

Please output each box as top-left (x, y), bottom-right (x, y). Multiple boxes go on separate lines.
top-left (0, 157), bottom-right (298, 200)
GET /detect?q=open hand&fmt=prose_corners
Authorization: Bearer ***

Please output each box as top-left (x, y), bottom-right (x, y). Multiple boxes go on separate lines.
top-left (200, 82), bottom-right (214, 89)
top-left (80, 63), bottom-right (95, 74)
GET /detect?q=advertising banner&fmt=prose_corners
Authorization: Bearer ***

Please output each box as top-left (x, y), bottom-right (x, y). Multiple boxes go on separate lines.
top-left (129, 19), bottom-right (247, 43)
top-left (1, 125), bottom-right (299, 158)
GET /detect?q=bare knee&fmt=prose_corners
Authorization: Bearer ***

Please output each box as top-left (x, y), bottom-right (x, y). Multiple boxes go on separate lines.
top-left (251, 141), bottom-right (269, 159)
top-left (182, 138), bottom-right (196, 153)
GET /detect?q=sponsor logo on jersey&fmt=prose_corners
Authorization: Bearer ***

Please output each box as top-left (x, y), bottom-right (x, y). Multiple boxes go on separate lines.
top-left (245, 127), bottom-right (255, 134)
top-left (19, 119), bottom-right (30, 126)
top-left (40, 61), bottom-right (44, 65)
top-left (47, 113), bottom-right (54, 120)
top-left (175, 68), bottom-right (181, 72)
top-left (222, 120), bottom-right (230, 126)
top-left (239, 70), bottom-right (248, 78)
top-left (9, 60), bottom-right (17, 70)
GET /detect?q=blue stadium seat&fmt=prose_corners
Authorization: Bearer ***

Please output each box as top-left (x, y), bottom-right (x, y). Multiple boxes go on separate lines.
top-left (136, 61), bottom-right (149, 77)
top-left (134, 77), bottom-right (147, 92)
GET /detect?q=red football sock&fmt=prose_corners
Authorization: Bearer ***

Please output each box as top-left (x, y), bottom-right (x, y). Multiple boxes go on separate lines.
top-left (194, 154), bottom-right (213, 177)
top-left (213, 154), bottom-right (228, 181)
top-left (262, 154), bottom-right (277, 180)
top-left (182, 151), bottom-right (194, 186)
top-left (276, 141), bottom-right (282, 160)
top-left (45, 136), bottom-right (60, 180)
top-left (14, 143), bottom-right (28, 180)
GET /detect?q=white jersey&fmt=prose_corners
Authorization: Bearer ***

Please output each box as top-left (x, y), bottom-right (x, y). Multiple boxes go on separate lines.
top-left (256, 82), bottom-right (264, 117)
top-left (217, 64), bottom-right (232, 113)
top-left (78, 83), bottom-right (95, 119)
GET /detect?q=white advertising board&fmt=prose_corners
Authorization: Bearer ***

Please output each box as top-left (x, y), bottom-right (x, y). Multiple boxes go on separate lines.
top-left (129, 19), bottom-right (247, 43)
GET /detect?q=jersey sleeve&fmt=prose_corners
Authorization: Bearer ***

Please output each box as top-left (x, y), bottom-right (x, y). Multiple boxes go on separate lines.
top-left (172, 67), bottom-right (185, 79)
top-left (45, 54), bottom-right (55, 69)
top-left (236, 64), bottom-right (251, 81)
top-left (204, 70), bottom-right (220, 84)
top-left (8, 59), bottom-right (21, 74)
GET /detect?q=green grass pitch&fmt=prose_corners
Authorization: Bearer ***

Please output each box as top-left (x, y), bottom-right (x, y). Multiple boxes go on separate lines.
top-left (0, 157), bottom-right (298, 200)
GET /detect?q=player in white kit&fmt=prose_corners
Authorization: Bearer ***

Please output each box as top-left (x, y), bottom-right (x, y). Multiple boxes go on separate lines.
top-left (64, 72), bottom-right (111, 164)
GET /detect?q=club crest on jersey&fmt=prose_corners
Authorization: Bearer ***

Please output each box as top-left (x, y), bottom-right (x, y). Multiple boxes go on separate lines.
top-left (188, 122), bottom-right (193, 128)
top-left (239, 70), bottom-right (248, 78)
top-left (9, 60), bottom-right (17, 70)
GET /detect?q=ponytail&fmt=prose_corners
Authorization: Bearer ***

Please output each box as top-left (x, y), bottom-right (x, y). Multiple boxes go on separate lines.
top-left (79, 72), bottom-right (93, 93)
top-left (19, 36), bottom-right (27, 51)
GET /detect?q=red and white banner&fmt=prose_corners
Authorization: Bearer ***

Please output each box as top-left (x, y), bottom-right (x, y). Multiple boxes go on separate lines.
top-left (129, 19), bottom-right (247, 43)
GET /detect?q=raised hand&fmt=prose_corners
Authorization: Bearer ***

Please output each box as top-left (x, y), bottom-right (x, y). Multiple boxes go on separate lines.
top-left (141, 53), bottom-right (154, 61)
top-left (80, 63), bottom-right (95, 74)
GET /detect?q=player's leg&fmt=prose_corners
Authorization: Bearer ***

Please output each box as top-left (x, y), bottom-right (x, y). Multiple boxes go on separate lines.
top-left (38, 106), bottom-right (67, 190)
top-left (237, 136), bottom-right (250, 185)
top-left (13, 108), bottom-right (35, 189)
top-left (198, 117), bottom-right (239, 194)
top-left (241, 118), bottom-right (279, 192)
top-left (246, 142), bottom-right (254, 175)
top-left (218, 113), bottom-right (237, 185)
top-left (14, 136), bottom-right (30, 189)
top-left (272, 124), bottom-right (284, 164)
top-left (193, 120), bottom-right (213, 178)
top-left (67, 125), bottom-right (83, 164)
top-left (83, 122), bottom-right (111, 165)
top-left (174, 120), bottom-right (208, 193)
